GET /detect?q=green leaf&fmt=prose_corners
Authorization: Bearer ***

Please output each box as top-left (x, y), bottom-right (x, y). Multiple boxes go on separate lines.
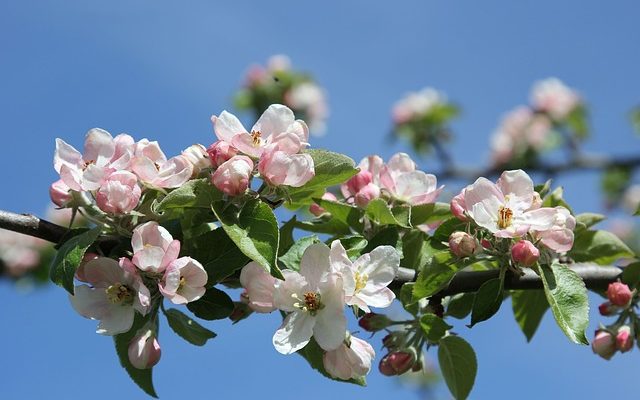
top-left (568, 229), bottom-right (633, 265)
top-left (420, 314), bottom-right (452, 342)
top-left (279, 235), bottom-right (320, 271)
top-left (285, 149), bottom-right (358, 206)
top-left (278, 216), bottom-right (297, 257)
top-left (365, 198), bottom-right (410, 227)
top-left (212, 198), bottom-right (282, 279)
top-left (469, 277), bottom-right (504, 327)
top-left (575, 213), bottom-right (605, 230)
top-left (164, 308), bottom-right (216, 346)
top-left (412, 252), bottom-right (457, 301)
top-left (621, 261), bottom-right (640, 288)
top-left (337, 235), bottom-right (368, 258)
top-left (537, 262), bottom-right (589, 345)
top-left (541, 186), bottom-right (572, 212)
top-left (399, 283), bottom-right (419, 315)
top-left (601, 165), bottom-right (632, 205)
top-left (294, 218), bottom-right (352, 235)
top-left (363, 226), bottom-right (401, 254)
top-left (313, 198), bottom-right (364, 230)
top-left (186, 228), bottom-right (249, 285)
top-left (445, 293), bottom-right (475, 319)
top-left (186, 287), bottom-right (234, 320)
top-left (50, 227), bottom-right (101, 294)
top-left (511, 290), bottom-right (549, 342)
top-left (410, 202), bottom-right (452, 226)
top-left (155, 178), bottom-right (222, 212)
top-left (401, 230), bottom-right (438, 271)
top-left (113, 314), bottom-right (157, 398)
top-left (631, 105), bottom-right (640, 135)
top-left (438, 335), bottom-right (477, 400)
top-left (432, 217), bottom-right (467, 245)
top-left (297, 337), bottom-right (366, 386)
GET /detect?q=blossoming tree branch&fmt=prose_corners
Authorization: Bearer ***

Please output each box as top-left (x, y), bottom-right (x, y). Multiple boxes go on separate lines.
top-left (1, 56), bottom-right (640, 400)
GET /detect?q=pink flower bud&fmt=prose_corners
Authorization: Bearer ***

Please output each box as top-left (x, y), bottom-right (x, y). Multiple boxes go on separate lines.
top-left (258, 146), bottom-right (315, 188)
top-left (358, 313), bottom-right (392, 332)
top-left (448, 231), bottom-right (480, 257)
top-left (96, 171), bottom-right (141, 214)
top-left (616, 326), bottom-right (634, 353)
top-left (511, 240), bottom-right (540, 267)
top-left (49, 179), bottom-right (72, 207)
top-left (592, 330), bottom-right (617, 360)
top-left (450, 192), bottom-right (467, 221)
top-left (211, 155), bottom-right (253, 196)
top-left (128, 329), bottom-right (161, 369)
top-left (598, 302), bottom-right (619, 316)
top-left (379, 350), bottom-right (416, 376)
top-left (354, 183), bottom-right (380, 208)
top-left (207, 141), bottom-right (238, 168)
top-left (309, 192), bottom-right (338, 217)
top-left (345, 170), bottom-right (373, 197)
top-left (607, 282), bottom-right (633, 307)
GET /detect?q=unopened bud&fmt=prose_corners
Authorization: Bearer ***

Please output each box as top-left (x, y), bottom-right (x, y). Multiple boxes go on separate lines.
top-left (511, 240), bottom-right (540, 267)
top-left (592, 329), bottom-right (616, 360)
top-left (616, 326), bottom-right (634, 353)
top-left (49, 179), bottom-right (72, 207)
top-left (207, 141), bottom-right (238, 168)
top-left (354, 183), bottom-right (380, 208)
top-left (346, 170), bottom-right (373, 196)
top-left (379, 349), bottom-right (417, 376)
top-left (128, 329), bottom-right (161, 369)
top-left (309, 192), bottom-right (338, 217)
top-left (358, 313), bottom-right (392, 332)
top-left (607, 282), bottom-right (633, 307)
top-left (448, 231), bottom-right (480, 257)
top-left (598, 302), bottom-right (618, 316)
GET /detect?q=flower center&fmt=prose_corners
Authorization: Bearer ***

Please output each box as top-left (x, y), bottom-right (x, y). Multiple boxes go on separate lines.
top-left (355, 271), bottom-right (368, 294)
top-left (498, 206), bottom-right (513, 229)
top-left (292, 291), bottom-right (325, 316)
top-left (82, 160), bottom-right (95, 171)
top-left (105, 283), bottom-right (133, 305)
top-left (250, 130), bottom-right (262, 147)
top-left (178, 276), bottom-right (186, 291)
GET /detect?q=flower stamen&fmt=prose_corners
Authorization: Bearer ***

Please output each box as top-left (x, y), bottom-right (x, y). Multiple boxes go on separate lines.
top-left (498, 206), bottom-right (513, 229)
top-left (250, 130), bottom-right (262, 147)
top-left (105, 283), bottom-right (133, 305)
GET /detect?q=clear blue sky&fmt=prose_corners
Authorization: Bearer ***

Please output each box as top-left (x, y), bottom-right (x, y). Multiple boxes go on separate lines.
top-left (1, 1), bottom-right (639, 399)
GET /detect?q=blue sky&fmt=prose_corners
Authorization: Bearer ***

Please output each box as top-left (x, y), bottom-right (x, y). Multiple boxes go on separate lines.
top-left (1, 1), bottom-right (639, 399)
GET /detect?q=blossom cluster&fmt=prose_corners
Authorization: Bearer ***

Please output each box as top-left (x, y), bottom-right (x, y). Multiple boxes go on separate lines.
top-left (210, 104), bottom-right (315, 194)
top-left (236, 55), bottom-right (329, 136)
top-left (239, 240), bottom-right (400, 381)
top-left (70, 222), bottom-right (207, 367)
top-left (490, 78), bottom-right (583, 166)
top-left (593, 281), bottom-right (637, 360)
top-left (392, 87), bottom-right (450, 126)
top-left (448, 169), bottom-right (576, 264)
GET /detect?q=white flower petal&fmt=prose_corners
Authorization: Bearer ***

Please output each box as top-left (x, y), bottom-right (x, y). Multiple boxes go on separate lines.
top-left (273, 311), bottom-right (314, 355)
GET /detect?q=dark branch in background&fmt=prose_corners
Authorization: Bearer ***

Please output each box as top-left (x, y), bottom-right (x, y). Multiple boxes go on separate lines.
top-left (0, 209), bottom-right (623, 296)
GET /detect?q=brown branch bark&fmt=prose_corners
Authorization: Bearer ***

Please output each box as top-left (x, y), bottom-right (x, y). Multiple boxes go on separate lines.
top-left (0, 209), bottom-right (623, 296)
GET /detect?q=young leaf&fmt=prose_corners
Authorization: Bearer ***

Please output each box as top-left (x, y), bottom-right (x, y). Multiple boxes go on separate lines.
top-left (511, 290), bottom-right (549, 342)
top-left (445, 293), bottom-right (475, 319)
top-left (154, 178), bottom-right (222, 212)
top-left (412, 252), bottom-right (457, 301)
top-left (469, 277), bottom-right (504, 327)
top-left (186, 228), bottom-right (249, 285)
top-left (278, 216), bottom-right (297, 256)
top-left (212, 198), bottom-right (282, 279)
top-left (575, 213), bottom-right (605, 230)
top-left (365, 199), bottom-right (410, 227)
top-left (296, 338), bottom-right (366, 386)
top-left (279, 235), bottom-right (320, 271)
top-left (401, 230), bottom-right (438, 271)
top-left (363, 226), bottom-right (401, 254)
top-left (285, 149), bottom-right (358, 206)
top-left (186, 287), bottom-right (234, 321)
top-left (420, 314), bottom-right (452, 342)
top-left (113, 315), bottom-right (157, 398)
top-left (294, 218), bottom-right (352, 235)
top-left (438, 335), bottom-right (477, 400)
top-left (50, 227), bottom-right (102, 294)
top-left (410, 202), bottom-right (451, 226)
top-left (313, 198), bottom-right (364, 230)
top-left (537, 262), bottom-right (589, 345)
top-left (568, 229), bottom-right (633, 265)
top-left (164, 308), bottom-right (216, 346)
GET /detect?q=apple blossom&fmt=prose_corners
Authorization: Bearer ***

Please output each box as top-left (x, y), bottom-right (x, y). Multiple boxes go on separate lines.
top-left (450, 192), bottom-right (468, 221)
top-left (271, 243), bottom-right (346, 354)
top-left (285, 81), bottom-right (329, 136)
top-left (530, 77), bottom-right (581, 121)
top-left (131, 221), bottom-right (181, 273)
top-left (69, 257), bottom-right (150, 335)
top-left (459, 169), bottom-right (561, 238)
top-left (131, 154), bottom-right (193, 189)
top-left (207, 141), bottom-right (238, 168)
top-left (392, 87), bottom-right (446, 125)
top-left (211, 104), bottom-right (309, 158)
top-left (449, 231), bottom-right (481, 258)
top-left (379, 153), bottom-right (443, 205)
top-left (341, 170), bottom-right (373, 199)
top-left (49, 179), bottom-right (72, 207)
top-left (592, 330), bottom-right (616, 360)
top-left (0, 230), bottom-right (47, 277)
top-left (354, 183), bottom-right (381, 208)
top-left (489, 106), bottom-right (552, 165)
top-left (607, 282), bottom-right (633, 307)
top-left (159, 257), bottom-right (207, 305)
top-left (534, 207), bottom-right (576, 253)
top-left (258, 145), bottom-right (315, 187)
top-left (323, 333), bottom-right (375, 381)
top-left (616, 326), bottom-right (633, 353)
top-left (182, 144), bottom-right (211, 175)
top-left (511, 240), bottom-right (540, 267)
top-left (128, 328), bottom-right (161, 369)
top-left (54, 128), bottom-right (132, 192)
top-left (239, 262), bottom-right (277, 313)
top-left (309, 192), bottom-right (338, 217)
top-left (95, 171), bottom-right (141, 214)
top-left (212, 155), bottom-right (254, 196)
top-left (329, 240), bottom-right (400, 313)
